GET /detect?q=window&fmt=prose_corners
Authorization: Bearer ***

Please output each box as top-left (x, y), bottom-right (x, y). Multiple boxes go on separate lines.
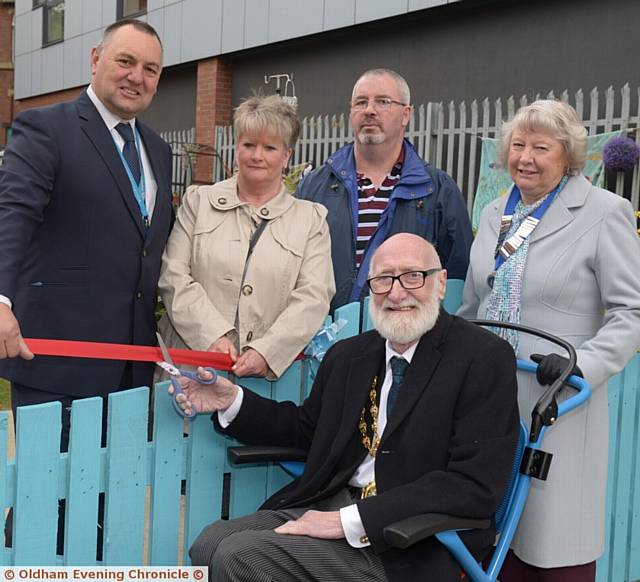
top-left (118, 0), bottom-right (147, 19)
top-left (42, 0), bottom-right (64, 46)
top-left (32, 0), bottom-right (45, 7)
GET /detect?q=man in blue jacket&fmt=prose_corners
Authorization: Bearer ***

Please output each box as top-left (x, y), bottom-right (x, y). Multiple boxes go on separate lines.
top-left (296, 69), bottom-right (472, 311)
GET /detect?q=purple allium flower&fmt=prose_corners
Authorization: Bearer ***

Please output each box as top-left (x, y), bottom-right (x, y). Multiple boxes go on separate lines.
top-left (603, 136), bottom-right (640, 172)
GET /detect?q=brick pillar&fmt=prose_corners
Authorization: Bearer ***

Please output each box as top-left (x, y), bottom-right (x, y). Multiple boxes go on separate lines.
top-left (0, 2), bottom-right (15, 148)
top-left (195, 57), bottom-right (232, 184)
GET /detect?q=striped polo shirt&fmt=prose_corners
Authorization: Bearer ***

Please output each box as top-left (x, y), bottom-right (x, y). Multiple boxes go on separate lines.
top-left (355, 148), bottom-right (405, 267)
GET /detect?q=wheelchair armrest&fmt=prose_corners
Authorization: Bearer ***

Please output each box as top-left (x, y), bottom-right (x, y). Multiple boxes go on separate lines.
top-left (227, 445), bottom-right (308, 465)
top-left (383, 513), bottom-right (492, 550)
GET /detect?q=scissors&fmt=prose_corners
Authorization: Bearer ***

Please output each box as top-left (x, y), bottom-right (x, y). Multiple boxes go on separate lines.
top-left (156, 332), bottom-right (218, 419)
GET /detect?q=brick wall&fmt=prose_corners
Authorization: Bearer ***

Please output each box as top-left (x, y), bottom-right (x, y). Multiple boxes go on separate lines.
top-left (0, 1), bottom-right (14, 147)
top-left (195, 56), bottom-right (232, 183)
top-left (13, 86), bottom-right (85, 117)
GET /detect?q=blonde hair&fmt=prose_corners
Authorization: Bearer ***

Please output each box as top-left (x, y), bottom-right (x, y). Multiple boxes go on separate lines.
top-left (499, 99), bottom-right (588, 175)
top-left (233, 95), bottom-right (301, 149)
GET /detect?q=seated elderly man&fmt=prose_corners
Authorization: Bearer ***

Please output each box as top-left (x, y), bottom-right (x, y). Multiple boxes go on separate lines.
top-left (176, 233), bottom-right (519, 582)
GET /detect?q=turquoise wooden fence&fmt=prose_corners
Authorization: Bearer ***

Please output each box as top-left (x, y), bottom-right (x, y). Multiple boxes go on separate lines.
top-left (1, 290), bottom-right (638, 580)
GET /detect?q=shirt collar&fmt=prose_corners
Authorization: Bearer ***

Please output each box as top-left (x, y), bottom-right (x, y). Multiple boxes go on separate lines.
top-left (87, 85), bottom-right (137, 132)
top-left (384, 339), bottom-right (418, 367)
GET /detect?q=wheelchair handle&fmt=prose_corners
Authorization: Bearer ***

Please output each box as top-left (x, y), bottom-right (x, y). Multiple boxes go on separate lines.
top-left (470, 319), bottom-right (589, 442)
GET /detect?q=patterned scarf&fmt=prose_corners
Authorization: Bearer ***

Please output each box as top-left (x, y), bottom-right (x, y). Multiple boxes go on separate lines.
top-left (485, 178), bottom-right (568, 352)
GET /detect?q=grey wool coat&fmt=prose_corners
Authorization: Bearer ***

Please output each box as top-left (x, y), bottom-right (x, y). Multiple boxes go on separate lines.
top-left (458, 174), bottom-right (640, 567)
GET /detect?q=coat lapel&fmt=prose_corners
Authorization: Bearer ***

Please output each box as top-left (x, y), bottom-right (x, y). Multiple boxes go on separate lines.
top-left (75, 91), bottom-right (145, 237)
top-left (331, 334), bottom-right (386, 456)
top-left (490, 176), bottom-right (589, 244)
top-left (530, 175), bottom-right (589, 243)
top-left (381, 310), bottom-right (450, 442)
top-left (486, 196), bottom-right (506, 237)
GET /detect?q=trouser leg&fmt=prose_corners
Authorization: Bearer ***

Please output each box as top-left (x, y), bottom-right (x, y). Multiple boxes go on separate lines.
top-left (190, 507), bottom-right (388, 582)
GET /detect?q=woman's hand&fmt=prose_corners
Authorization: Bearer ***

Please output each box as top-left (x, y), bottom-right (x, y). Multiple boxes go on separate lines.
top-left (208, 336), bottom-right (238, 362)
top-left (233, 348), bottom-right (270, 377)
top-left (169, 367), bottom-right (238, 416)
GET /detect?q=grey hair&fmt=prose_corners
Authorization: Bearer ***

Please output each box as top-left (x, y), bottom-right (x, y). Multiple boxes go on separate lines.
top-left (234, 94), bottom-right (301, 149)
top-left (352, 68), bottom-right (411, 105)
top-left (499, 99), bottom-right (588, 174)
top-left (97, 19), bottom-right (163, 54)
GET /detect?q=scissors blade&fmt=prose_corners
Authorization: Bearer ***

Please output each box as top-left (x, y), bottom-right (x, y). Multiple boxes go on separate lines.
top-left (156, 332), bottom-right (175, 366)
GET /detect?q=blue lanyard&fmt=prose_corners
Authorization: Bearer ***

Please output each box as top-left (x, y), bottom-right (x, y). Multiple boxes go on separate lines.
top-left (114, 126), bottom-right (149, 230)
top-left (493, 180), bottom-right (563, 272)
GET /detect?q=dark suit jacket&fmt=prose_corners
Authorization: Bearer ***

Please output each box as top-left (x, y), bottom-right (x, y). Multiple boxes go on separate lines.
top-left (0, 90), bottom-right (174, 397)
top-left (218, 310), bottom-right (520, 581)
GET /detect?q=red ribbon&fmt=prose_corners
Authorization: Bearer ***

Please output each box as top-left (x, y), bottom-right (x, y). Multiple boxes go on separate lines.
top-left (24, 338), bottom-right (235, 371)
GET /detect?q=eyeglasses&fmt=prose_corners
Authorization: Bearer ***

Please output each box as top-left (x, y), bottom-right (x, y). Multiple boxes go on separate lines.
top-left (367, 269), bottom-right (441, 294)
top-left (351, 97), bottom-right (408, 111)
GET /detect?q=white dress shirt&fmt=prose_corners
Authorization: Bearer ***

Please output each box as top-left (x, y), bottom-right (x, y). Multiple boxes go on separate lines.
top-left (340, 340), bottom-right (418, 547)
top-left (86, 85), bottom-right (158, 219)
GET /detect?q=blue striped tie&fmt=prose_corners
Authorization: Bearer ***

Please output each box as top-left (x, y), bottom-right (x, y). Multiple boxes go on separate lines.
top-left (387, 356), bottom-right (409, 416)
top-left (115, 122), bottom-right (141, 183)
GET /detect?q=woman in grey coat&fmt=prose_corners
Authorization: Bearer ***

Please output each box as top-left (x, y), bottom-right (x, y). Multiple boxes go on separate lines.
top-left (458, 100), bottom-right (640, 581)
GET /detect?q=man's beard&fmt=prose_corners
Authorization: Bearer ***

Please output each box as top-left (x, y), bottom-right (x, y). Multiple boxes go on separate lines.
top-left (357, 130), bottom-right (386, 145)
top-left (369, 292), bottom-right (441, 345)
top-left (356, 119), bottom-right (386, 145)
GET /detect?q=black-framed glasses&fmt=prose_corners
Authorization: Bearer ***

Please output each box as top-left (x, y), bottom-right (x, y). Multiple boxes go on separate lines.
top-left (351, 97), bottom-right (408, 111)
top-left (367, 269), bottom-right (441, 294)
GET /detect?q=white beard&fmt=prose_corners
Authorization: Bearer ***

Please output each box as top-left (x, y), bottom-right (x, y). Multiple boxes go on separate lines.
top-left (369, 292), bottom-right (440, 345)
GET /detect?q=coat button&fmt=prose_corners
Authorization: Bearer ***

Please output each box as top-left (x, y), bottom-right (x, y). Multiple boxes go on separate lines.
top-left (242, 284), bottom-right (253, 296)
top-left (142, 249), bottom-right (148, 257)
top-left (136, 292), bottom-right (142, 299)
top-left (218, 197), bottom-right (227, 205)
top-left (246, 331), bottom-right (253, 341)
top-left (260, 208), bottom-right (269, 217)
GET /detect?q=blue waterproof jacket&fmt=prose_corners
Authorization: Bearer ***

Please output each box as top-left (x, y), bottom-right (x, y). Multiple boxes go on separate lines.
top-left (295, 139), bottom-right (473, 311)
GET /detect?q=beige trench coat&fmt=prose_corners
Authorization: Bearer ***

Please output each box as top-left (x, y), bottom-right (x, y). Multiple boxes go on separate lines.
top-left (159, 176), bottom-right (335, 378)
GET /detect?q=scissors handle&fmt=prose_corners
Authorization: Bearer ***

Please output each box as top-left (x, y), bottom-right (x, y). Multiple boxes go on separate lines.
top-left (169, 376), bottom-right (198, 419)
top-left (180, 367), bottom-right (218, 385)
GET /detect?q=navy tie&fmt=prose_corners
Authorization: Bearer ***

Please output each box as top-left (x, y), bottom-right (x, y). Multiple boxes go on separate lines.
top-left (115, 122), bottom-right (141, 184)
top-left (387, 356), bottom-right (409, 416)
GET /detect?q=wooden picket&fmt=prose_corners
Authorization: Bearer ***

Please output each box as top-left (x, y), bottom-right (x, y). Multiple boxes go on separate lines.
top-left (213, 84), bottom-right (640, 213)
top-left (598, 355), bottom-right (640, 582)
top-left (159, 127), bottom-right (195, 201)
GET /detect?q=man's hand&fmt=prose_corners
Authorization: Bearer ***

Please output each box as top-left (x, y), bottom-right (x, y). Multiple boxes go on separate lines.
top-left (168, 367), bottom-right (238, 415)
top-left (274, 510), bottom-right (345, 540)
top-left (233, 348), bottom-right (269, 377)
top-left (0, 304), bottom-right (34, 360)
top-left (208, 336), bottom-right (238, 362)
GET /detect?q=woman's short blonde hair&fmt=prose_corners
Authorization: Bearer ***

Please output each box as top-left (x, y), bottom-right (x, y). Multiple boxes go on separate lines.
top-left (233, 94), bottom-right (301, 149)
top-left (499, 99), bottom-right (588, 175)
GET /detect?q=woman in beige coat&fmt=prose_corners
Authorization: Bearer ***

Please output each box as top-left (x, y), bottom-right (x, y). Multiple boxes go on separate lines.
top-left (159, 95), bottom-right (335, 378)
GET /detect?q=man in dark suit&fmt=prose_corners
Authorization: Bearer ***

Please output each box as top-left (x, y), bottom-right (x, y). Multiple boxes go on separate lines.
top-left (0, 19), bottom-right (173, 451)
top-left (177, 233), bottom-right (520, 582)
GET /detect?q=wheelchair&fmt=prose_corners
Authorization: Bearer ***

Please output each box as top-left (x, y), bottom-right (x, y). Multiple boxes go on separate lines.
top-left (228, 320), bottom-right (591, 582)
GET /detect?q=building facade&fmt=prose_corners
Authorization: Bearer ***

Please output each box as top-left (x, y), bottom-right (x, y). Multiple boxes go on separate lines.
top-left (9, 0), bottom-right (640, 181)
top-left (0, 0), bottom-right (15, 148)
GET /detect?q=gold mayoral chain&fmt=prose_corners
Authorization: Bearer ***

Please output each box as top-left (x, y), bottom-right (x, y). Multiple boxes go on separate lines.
top-left (358, 375), bottom-right (380, 498)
